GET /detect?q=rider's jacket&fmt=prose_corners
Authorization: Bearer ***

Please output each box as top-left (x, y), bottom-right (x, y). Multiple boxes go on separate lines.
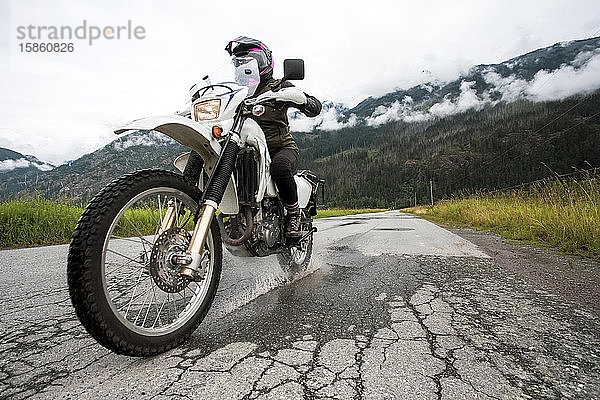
top-left (250, 78), bottom-right (322, 155)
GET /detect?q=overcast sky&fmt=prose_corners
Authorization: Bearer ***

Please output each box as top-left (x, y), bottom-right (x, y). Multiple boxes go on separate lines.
top-left (1, 0), bottom-right (599, 164)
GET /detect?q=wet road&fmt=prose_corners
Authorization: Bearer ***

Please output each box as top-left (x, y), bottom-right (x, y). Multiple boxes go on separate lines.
top-left (1, 211), bottom-right (599, 399)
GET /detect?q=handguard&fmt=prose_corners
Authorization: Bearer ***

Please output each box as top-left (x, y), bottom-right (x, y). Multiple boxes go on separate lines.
top-left (251, 87), bottom-right (307, 106)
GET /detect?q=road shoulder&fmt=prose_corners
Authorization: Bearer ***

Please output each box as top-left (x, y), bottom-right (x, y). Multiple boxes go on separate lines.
top-left (449, 227), bottom-right (600, 315)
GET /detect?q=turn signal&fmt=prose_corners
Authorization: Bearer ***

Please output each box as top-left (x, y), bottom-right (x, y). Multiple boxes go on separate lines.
top-left (212, 126), bottom-right (223, 139)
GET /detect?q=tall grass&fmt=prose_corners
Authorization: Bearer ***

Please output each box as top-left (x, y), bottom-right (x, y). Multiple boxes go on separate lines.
top-left (0, 198), bottom-right (85, 248)
top-left (412, 175), bottom-right (600, 259)
top-left (0, 198), bottom-right (198, 248)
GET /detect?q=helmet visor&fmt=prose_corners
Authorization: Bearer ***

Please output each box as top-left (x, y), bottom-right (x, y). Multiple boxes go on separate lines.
top-left (232, 49), bottom-right (270, 73)
top-left (232, 57), bottom-right (261, 96)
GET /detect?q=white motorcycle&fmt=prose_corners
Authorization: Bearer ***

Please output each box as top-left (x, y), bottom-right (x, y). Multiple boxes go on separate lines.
top-left (67, 58), bottom-right (323, 356)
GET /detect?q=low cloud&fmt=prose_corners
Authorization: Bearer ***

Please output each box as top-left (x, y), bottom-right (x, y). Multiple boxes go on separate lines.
top-left (429, 81), bottom-right (487, 117)
top-left (113, 131), bottom-right (175, 151)
top-left (366, 96), bottom-right (428, 127)
top-left (0, 158), bottom-right (54, 173)
top-left (526, 49), bottom-right (600, 100)
top-left (289, 105), bottom-right (358, 132)
top-left (365, 81), bottom-right (488, 126)
top-left (364, 48), bottom-right (600, 127)
top-left (483, 71), bottom-right (529, 102)
top-left (483, 49), bottom-right (600, 102)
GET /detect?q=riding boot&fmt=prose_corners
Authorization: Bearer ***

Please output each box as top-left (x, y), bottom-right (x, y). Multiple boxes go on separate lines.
top-left (285, 206), bottom-right (302, 238)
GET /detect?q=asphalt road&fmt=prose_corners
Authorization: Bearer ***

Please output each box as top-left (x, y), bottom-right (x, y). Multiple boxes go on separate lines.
top-left (1, 211), bottom-right (599, 399)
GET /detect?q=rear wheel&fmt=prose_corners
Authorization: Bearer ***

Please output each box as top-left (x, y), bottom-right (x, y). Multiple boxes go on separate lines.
top-left (67, 169), bottom-right (222, 356)
top-left (277, 209), bottom-right (313, 279)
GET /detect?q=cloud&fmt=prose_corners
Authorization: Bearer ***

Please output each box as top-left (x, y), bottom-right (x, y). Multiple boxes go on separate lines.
top-left (0, 158), bottom-right (53, 172)
top-left (366, 96), bottom-right (429, 127)
top-left (484, 49), bottom-right (600, 102)
top-left (289, 105), bottom-right (358, 132)
top-left (526, 49), bottom-right (600, 101)
top-left (113, 131), bottom-right (175, 151)
top-left (429, 81), bottom-right (487, 117)
top-left (365, 81), bottom-right (488, 126)
top-left (364, 48), bottom-right (600, 127)
top-left (483, 71), bottom-right (529, 102)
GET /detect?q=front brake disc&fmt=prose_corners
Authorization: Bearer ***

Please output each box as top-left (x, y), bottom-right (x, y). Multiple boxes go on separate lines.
top-left (149, 228), bottom-right (192, 293)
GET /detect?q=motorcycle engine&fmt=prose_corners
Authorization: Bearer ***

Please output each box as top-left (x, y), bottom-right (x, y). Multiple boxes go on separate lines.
top-left (247, 200), bottom-right (283, 256)
top-left (259, 209), bottom-right (280, 247)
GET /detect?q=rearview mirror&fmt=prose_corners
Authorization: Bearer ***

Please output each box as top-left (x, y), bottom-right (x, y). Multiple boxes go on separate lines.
top-left (283, 59), bottom-right (305, 80)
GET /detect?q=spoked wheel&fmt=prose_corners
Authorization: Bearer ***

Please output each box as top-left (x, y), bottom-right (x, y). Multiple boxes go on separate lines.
top-left (67, 170), bottom-right (222, 356)
top-left (277, 209), bottom-right (314, 279)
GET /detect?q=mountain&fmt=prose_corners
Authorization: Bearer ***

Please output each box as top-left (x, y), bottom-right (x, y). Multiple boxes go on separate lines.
top-left (293, 36), bottom-right (600, 207)
top-left (0, 131), bottom-right (186, 200)
top-left (0, 148), bottom-right (55, 197)
top-left (297, 91), bottom-right (600, 207)
top-left (0, 148), bottom-right (54, 171)
top-left (2, 36), bottom-right (600, 206)
top-left (293, 36), bottom-right (600, 129)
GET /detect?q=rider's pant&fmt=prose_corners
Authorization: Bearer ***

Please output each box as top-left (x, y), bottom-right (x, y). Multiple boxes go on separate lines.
top-left (269, 148), bottom-right (299, 209)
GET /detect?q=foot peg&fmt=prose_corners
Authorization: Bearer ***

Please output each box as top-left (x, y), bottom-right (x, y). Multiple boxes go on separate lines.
top-left (294, 227), bottom-right (317, 242)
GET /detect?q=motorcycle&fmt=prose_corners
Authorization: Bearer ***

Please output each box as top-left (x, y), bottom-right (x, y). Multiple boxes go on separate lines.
top-left (67, 57), bottom-right (323, 356)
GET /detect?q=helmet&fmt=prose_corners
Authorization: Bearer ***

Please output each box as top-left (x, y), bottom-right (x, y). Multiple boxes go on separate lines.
top-left (225, 36), bottom-right (273, 79)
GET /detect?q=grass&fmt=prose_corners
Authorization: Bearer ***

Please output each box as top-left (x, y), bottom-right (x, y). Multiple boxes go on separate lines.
top-left (0, 198), bottom-right (190, 248)
top-left (0, 198), bottom-right (387, 249)
top-left (0, 198), bottom-right (85, 248)
top-left (403, 176), bottom-right (600, 260)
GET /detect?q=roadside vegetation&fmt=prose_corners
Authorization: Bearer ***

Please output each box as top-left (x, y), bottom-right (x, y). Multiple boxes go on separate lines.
top-left (0, 198), bottom-right (85, 248)
top-left (404, 176), bottom-right (600, 260)
top-left (0, 198), bottom-right (386, 249)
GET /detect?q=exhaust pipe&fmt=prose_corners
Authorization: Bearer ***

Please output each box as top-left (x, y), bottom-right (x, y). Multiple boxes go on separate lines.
top-left (217, 206), bottom-right (254, 246)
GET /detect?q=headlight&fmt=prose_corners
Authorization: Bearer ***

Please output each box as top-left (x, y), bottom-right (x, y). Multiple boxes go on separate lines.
top-left (193, 99), bottom-right (221, 121)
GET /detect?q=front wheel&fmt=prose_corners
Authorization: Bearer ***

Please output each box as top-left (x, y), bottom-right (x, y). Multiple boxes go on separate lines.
top-left (67, 169), bottom-right (222, 356)
top-left (277, 209), bottom-right (314, 279)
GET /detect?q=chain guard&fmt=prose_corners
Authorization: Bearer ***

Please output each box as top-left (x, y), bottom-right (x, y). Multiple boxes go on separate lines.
top-left (149, 228), bottom-right (192, 293)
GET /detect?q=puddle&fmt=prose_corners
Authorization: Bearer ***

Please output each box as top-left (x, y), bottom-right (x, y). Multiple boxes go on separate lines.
top-left (373, 227), bottom-right (415, 232)
top-left (337, 221), bottom-right (367, 227)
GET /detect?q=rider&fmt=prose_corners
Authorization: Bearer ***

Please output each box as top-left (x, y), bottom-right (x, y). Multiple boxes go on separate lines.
top-left (225, 36), bottom-right (322, 237)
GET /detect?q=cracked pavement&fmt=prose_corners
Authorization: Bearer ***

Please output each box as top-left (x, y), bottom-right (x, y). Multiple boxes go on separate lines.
top-left (1, 211), bottom-right (599, 399)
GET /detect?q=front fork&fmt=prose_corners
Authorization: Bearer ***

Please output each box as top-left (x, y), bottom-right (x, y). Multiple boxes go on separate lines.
top-left (179, 202), bottom-right (216, 279)
top-left (158, 199), bottom-right (177, 235)
top-left (160, 132), bottom-right (242, 280)
top-left (156, 199), bottom-right (215, 280)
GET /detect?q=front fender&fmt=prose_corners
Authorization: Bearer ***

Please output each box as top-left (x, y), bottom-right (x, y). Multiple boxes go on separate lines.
top-left (116, 116), bottom-right (239, 214)
top-left (115, 115), bottom-right (221, 167)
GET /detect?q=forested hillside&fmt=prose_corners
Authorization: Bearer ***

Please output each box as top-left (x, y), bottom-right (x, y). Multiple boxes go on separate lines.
top-left (297, 91), bottom-right (600, 208)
